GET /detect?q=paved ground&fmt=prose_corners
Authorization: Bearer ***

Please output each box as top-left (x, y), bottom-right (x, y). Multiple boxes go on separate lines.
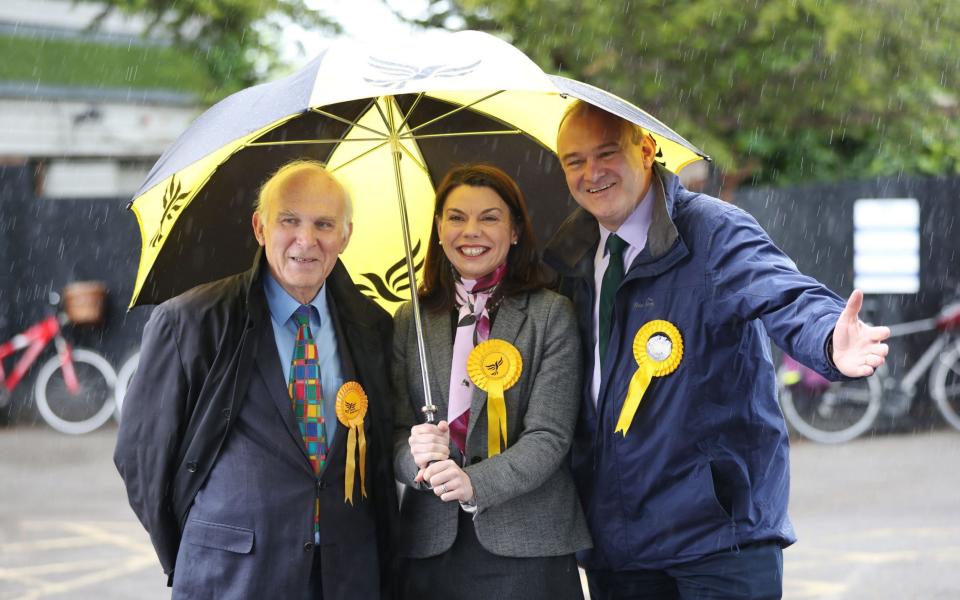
top-left (785, 430), bottom-right (960, 599)
top-left (0, 424), bottom-right (957, 599)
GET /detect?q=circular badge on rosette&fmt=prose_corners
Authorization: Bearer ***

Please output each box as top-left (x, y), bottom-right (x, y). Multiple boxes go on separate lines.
top-left (336, 382), bottom-right (368, 504)
top-left (614, 320), bottom-right (684, 436)
top-left (467, 339), bottom-right (522, 457)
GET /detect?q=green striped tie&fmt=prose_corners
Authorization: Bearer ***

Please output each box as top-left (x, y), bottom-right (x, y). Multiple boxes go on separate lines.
top-left (599, 234), bottom-right (628, 368)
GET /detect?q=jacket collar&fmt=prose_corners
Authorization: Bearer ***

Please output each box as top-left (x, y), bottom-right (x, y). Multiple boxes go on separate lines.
top-left (544, 163), bottom-right (682, 277)
top-left (240, 251), bottom-right (381, 332)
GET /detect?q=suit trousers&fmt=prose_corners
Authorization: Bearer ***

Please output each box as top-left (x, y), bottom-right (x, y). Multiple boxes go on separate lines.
top-left (586, 542), bottom-right (783, 600)
top-left (401, 510), bottom-right (583, 600)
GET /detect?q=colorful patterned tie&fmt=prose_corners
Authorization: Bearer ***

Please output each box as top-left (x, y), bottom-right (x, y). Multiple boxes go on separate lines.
top-left (289, 305), bottom-right (327, 535)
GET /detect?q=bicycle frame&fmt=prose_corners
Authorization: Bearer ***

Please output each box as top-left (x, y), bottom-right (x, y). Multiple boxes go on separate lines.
top-left (0, 315), bottom-right (78, 393)
top-left (886, 303), bottom-right (960, 398)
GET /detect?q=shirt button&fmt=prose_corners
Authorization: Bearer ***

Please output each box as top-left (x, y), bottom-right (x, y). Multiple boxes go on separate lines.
top-left (222, 408), bottom-right (231, 419)
top-left (304, 542), bottom-right (314, 552)
top-left (186, 462), bottom-right (198, 473)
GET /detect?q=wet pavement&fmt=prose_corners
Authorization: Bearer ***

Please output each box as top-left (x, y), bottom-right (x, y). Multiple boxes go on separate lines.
top-left (0, 424), bottom-right (958, 599)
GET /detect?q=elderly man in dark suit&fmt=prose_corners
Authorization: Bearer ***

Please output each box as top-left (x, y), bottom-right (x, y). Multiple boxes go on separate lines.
top-left (115, 160), bottom-right (398, 599)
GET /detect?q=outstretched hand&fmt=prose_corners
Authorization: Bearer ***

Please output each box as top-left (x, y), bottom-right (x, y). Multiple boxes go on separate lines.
top-left (831, 289), bottom-right (891, 377)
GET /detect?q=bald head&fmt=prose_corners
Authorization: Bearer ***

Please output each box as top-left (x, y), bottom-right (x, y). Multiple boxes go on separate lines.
top-left (256, 160), bottom-right (353, 235)
top-left (559, 101), bottom-right (649, 151)
top-left (251, 159), bottom-right (354, 303)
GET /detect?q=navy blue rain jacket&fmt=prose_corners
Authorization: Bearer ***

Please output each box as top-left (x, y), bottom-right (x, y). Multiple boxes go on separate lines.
top-left (544, 165), bottom-right (847, 570)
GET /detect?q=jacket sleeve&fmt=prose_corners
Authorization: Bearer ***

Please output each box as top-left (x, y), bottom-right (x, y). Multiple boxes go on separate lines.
top-left (113, 305), bottom-right (189, 578)
top-left (464, 293), bottom-right (583, 511)
top-left (391, 303), bottom-right (422, 486)
top-left (705, 205), bottom-right (846, 380)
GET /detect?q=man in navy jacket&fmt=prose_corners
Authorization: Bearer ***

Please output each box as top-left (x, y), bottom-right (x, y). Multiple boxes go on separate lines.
top-left (544, 102), bottom-right (890, 599)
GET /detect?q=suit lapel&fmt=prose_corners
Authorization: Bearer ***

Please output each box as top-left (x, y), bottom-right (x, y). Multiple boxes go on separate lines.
top-left (253, 319), bottom-right (314, 473)
top-left (465, 294), bottom-right (527, 446)
top-left (319, 290), bottom-right (358, 480)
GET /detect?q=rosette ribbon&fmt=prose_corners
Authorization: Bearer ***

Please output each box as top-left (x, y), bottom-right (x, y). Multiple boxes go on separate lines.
top-left (467, 339), bottom-right (522, 457)
top-left (336, 382), bottom-right (368, 504)
top-left (615, 320), bottom-right (684, 436)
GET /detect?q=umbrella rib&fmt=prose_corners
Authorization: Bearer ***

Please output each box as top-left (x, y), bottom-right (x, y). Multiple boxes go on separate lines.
top-left (310, 106), bottom-right (389, 138)
top-left (397, 143), bottom-right (429, 175)
top-left (395, 93), bottom-right (425, 133)
top-left (402, 130), bottom-right (522, 140)
top-left (247, 138), bottom-right (386, 146)
top-left (327, 140), bottom-right (391, 174)
top-left (406, 90), bottom-right (505, 135)
top-left (372, 100), bottom-right (393, 134)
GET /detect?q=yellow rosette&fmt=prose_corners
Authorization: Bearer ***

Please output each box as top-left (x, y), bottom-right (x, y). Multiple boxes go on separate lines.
top-left (615, 320), bottom-right (683, 436)
top-left (467, 339), bottom-right (522, 457)
top-left (336, 381), bottom-right (368, 504)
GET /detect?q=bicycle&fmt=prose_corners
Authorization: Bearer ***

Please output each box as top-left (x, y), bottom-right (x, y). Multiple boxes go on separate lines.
top-left (777, 300), bottom-right (960, 443)
top-left (0, 290), bottom-right (117, 434)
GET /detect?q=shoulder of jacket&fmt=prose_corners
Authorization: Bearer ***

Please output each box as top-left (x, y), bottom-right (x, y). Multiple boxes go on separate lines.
top-left (153, 274), bottom-right (245, 326)
top-left (674, 190), bottom-right (756, 229)
top-left (393, 300), bottom-right (413, 322)
top-left (525, 287), bottom-right (567, 308)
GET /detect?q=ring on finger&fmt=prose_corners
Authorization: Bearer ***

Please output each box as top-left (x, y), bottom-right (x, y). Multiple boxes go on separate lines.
top-left (439, 483), bottom-right (448, 495)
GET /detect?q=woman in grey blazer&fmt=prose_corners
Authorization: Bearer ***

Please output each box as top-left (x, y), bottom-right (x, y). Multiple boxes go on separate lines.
top-left (393, 164), bottom-right (591, 599)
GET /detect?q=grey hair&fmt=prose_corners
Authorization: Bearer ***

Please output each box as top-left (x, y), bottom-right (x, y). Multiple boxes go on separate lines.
top-left (558, 100), bottom-right (649, 147)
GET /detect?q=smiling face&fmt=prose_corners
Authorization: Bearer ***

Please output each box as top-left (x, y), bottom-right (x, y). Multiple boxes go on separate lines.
top-left (557, 108), bottom-right (657, 231)
top-left (436, 184), bottom-right (518, 281)
top-left (252, 169), bottom-right (352, 304)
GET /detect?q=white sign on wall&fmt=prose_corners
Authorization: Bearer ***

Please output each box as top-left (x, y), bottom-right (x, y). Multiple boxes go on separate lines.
top-left (853, 198), bottom-right (920, 294)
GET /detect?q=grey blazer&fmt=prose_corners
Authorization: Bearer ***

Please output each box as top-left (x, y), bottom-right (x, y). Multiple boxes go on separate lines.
top-left (393, 288), bottom-right (591, 559)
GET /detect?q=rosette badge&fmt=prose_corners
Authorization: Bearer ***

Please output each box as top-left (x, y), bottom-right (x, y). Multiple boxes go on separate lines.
top-left (336, 382), bottom-right (369, 504)
top-left (467, 340), bottom-right (522, 457)
top-left (615, 320), bottom-right (684, 435)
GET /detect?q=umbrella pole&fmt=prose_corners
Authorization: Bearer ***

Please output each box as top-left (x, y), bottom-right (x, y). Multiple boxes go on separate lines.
top-left (387, 99), bottom-right (437, 424)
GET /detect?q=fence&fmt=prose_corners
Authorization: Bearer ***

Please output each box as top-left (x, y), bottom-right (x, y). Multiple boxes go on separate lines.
top-left (2, 162), bottom-right (959, 427)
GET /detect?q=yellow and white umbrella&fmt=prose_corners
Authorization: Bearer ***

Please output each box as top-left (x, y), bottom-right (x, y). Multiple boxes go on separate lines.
top-left (128, 30), bottom-right (708, 416)
top-left (130, 29), bottom-right (707, 310)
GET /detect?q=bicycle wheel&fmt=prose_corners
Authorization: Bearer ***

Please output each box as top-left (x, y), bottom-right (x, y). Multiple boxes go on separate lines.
top-left (113, 352), bottom-right (140, 422)
top-left (779, 365), bottom-right (884, 443)
top-left (930, 339), bottom-right (960, 432)
top-left (34, 348), bottom-right (117, 434)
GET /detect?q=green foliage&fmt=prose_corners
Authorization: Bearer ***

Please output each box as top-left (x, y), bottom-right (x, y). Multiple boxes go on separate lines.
top-left (89, 0), bottom-right (339, 97)
top-left (0, 33), bottom-right (213, 93)
top-left (416, 0), bottom-right (960, 184)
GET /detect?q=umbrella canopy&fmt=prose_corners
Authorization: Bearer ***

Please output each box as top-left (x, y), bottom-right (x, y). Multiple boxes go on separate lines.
top-left (129, 30), bottom-right (708, 311)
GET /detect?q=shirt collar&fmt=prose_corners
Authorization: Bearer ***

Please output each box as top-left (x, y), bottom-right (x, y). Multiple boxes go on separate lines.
top-left (598, 184), bottom-right (656, 254)
top-left (263, 270), bottom-right (328, 325)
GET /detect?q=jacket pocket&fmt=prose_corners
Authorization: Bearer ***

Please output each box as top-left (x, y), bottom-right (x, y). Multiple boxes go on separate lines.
top-left (182, 519), bottom-right (254, 554)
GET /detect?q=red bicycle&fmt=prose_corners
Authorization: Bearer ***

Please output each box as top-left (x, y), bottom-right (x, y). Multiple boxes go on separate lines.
top-left (0, 289), bottom-right (116, 434)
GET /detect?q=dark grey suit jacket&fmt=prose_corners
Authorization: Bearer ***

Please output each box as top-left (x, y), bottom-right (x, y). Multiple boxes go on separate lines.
top-left (393, 288), bottom-right (591, 558)
top-left (115, 256), bottom-right (397, 599)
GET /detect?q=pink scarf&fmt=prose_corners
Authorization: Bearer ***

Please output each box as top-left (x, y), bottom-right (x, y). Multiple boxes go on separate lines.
top-left (447, 263), bottom-right (507, 454)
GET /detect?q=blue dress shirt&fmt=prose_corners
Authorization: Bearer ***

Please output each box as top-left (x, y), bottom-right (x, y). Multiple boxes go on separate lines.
top-left (262, 272), bottom-right (344, 445)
